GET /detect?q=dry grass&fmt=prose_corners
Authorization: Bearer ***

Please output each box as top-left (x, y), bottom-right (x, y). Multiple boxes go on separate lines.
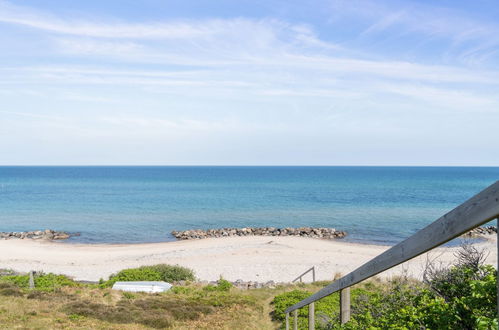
top-left (0, 280), bottom-right (313, 329)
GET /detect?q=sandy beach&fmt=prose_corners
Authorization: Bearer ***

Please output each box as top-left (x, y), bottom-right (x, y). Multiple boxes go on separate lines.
top-left (0, 236), bottom-right (496, 283)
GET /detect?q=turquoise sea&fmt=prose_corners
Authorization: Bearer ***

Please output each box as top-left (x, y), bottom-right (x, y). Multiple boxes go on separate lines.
top-left (0, 166), bottom-right (498, 244)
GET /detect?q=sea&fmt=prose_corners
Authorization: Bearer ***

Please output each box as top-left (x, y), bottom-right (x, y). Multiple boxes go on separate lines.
top-left (0, 166), bottom-right (498, 245)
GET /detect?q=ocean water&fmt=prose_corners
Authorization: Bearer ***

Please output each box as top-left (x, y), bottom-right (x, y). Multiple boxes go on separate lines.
top-left (0, 166), bottom-right (498, 245)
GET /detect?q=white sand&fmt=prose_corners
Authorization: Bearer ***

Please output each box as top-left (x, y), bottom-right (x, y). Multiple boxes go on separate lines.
top-left (0, 236), bottom-right (496, 282)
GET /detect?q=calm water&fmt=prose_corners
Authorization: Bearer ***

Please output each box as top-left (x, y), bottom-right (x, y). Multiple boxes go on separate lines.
top-left (0, 166), bottom-right (497, 244)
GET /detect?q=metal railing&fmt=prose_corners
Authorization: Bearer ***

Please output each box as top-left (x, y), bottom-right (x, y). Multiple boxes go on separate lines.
top-left (285, 181), bottom-right (499, 329)
top-left (292, 266), bottom-right (316, 283)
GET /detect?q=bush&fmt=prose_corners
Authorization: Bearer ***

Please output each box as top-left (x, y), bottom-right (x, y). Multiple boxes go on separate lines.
top-left (216, 278), bottom-right (233, 292)
top-left (1, 273), bottom-right (76, 291)
top-left (272, 244), bottom-right (498, 329)
top-left (272, 289), bottom-right (343, 329)
top-left (104, 264), bottom-right (195, 287)
top-left (323, 244), bottom-right (498, 329)
top-left (272, 290), bottom-right (310, 322)
top-left (202, 278), bottom-right (234, 292)
top-left (150, 264), bottom-right (195, 283)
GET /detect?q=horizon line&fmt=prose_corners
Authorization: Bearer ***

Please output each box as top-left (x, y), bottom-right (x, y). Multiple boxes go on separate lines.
top-left (1, 165), bottom-right (499, 168)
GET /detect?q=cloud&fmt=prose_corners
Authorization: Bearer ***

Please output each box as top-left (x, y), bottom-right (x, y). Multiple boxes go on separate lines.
top-left (375, 83), bottom-right (499, 111)
top-left (55, 39), bottom-right (142, 55)
top-left (0, 1), bottom-right (215, 39)
top-left (1, 0), bottom-right (499, 165)
top-left (0, 0), bottom-right (329, 51)
top-left (1, 0), bottom-right (498, 85)
top-left (330, 0), bottom-right (499, 65)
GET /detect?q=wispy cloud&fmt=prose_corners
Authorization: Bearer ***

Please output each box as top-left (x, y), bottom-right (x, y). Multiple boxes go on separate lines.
top-left (1, 0), bottom-right (498, 165)
top-left (0, 1), bottom-right (216, 39)
top-left (331, 0), bottom-right (499, 65)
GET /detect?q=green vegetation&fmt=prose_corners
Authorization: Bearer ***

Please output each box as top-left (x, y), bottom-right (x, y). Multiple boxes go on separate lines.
top-left (202, 278), bottom-right (234, 292)
top-left (102, 264), bottom-right (195, 287)
top-left (271, 244), bottom-right (498, 329)
top-left (272, 284), bottom-right (375, 329)
top-left (0, 249), bottom-right (496, 329)
top-left (1, 272), bottom-right (77, 291)
top-left (0, 265), bottom-right (279, 329)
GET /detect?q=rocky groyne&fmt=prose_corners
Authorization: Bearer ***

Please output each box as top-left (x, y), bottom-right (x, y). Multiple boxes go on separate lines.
top-left (0, 229), bottom-right (72, 240)
top-left (463, 226), bottom-right (497, 237)
top-left (171, 227), bottom-right (346, 240)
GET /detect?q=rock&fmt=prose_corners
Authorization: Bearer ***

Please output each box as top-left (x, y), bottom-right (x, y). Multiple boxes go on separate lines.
top-left (463, 226), bottom-right (497, 238)
top-left (0, 230), bottom-right (72, 241)
top-left (171, 226), bottom-right (347, 241)
top-left (230, 279), bottom-right (280, 290)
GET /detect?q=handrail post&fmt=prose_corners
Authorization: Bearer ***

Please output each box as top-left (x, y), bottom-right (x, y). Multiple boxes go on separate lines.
top-left (293, 309), bottom-right (298, 330)
top-left (312, 266), bottom-right (316, 282)
top-left (285, 312), bottom-right (289, 330)
top-left (340, 287), bottom-right (350, 324)
top-left (308, 303), bottom-right (315, 329)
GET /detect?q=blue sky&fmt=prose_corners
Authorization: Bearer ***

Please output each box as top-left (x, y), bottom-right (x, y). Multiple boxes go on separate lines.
top-left (1, 0), bottom-right (498, 165)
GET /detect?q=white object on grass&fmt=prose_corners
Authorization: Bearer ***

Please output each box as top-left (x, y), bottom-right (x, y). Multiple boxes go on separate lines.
top-left (112, 281), bottom-right (172, 293)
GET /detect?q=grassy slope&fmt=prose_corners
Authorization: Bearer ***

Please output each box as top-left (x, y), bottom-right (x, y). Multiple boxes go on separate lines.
top-left (0, 281), bottom-right (325, 329)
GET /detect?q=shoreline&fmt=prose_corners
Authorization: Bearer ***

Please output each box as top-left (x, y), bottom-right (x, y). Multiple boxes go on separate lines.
top-left (2, 224), bottom-right (494, 246)
top-left (0, 235), bottom-right (496, 283)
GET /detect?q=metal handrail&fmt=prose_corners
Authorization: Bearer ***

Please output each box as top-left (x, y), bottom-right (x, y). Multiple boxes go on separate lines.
top-left (292, 266), bottom-right (316, 283)
top-left (284, 181), bottom-right (499, 329)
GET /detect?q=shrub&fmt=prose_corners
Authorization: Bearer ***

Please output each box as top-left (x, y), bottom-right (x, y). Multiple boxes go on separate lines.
top-left (105, 268), bottom-right (162, 287)
top-left (272, 288), bottom-right (343, 329)
top-left (322, 244), bottom-right (498, 329)
top-left (272, 289), bottom-right (310, 321)
top-left (1, 273), bottom-right (76, 291)
top-left (273, 244), bottom-right (498, 329)
top-left (203, 278), bottom-right (233, 292)
top-left (149, 264), bottom-right (195, 283)
top-left (171, 286), bottom-right (195, 295)
top-left (216, 278), bottom-right (233, 292)
top-left (104, 264), bottom-right (195, 287)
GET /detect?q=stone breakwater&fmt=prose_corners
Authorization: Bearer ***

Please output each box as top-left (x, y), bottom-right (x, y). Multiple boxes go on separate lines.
top-left (0, 229), bottom-right (72, 240)
top-left (171, 227), bottom-right (346, 240)
top-left (463, 226), bottom-right (497, 237)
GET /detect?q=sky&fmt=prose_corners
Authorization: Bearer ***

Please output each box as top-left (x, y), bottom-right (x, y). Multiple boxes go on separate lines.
top-left (0, 0), bottom-right (498, 166)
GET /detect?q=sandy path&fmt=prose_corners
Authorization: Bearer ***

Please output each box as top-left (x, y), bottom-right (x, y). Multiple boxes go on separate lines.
top-left (0, 236), bottom-right (496, 282)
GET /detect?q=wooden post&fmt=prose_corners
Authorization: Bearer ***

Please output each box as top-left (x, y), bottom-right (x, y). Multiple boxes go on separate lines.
top-left (340, 287), bottom-right (350, 324)
top-left (286, 312), bottom-right (289, 330)
top-left (308, 303), bottom-right (315, 329)
top-left (293, 309), bottom-right (298, 330)
top-left (29, 271), bottom-right (35, 289)
top-left (312, 266), bottom-right (316, 282)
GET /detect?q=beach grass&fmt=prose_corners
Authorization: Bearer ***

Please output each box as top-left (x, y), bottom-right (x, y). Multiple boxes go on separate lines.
top-left (0, 279), bottom-right (310, 329)
top-left (0, 278), bottom-right (377, 329)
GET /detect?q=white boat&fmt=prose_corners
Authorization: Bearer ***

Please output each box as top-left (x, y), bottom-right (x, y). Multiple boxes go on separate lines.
top-left (112, 281), bottom-right (172, 293)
